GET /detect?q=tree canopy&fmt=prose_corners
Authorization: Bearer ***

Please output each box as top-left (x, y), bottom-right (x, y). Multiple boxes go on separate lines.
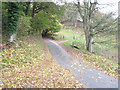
top-left (2, 2), bottom-right (65, 42)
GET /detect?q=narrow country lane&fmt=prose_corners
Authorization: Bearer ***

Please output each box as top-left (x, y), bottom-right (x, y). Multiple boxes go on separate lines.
top-left (44, 39), bottom-right (118, 88)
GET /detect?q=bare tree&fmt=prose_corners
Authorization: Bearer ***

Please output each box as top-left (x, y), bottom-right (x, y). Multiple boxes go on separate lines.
top-left (61, 3), bottom-right (78, 27)
top-left (75, 0), bottom-right (117, 53)
top-left (75, 0), bottom-right (97, 52)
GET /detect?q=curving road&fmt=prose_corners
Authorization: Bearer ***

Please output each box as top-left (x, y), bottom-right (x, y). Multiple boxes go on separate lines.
top-left (44, 39), bottom-right (119, 88)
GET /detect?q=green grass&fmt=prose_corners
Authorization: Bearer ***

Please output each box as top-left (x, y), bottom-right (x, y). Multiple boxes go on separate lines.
top-left (53, 27), bottom-right (119, 78)
top-left (54, 28), bottom-right (87, 51)
top-left (63, 39), bottom-right (86, 51)
top-left (54, 28), bottom-right (84, 40)
top-left (63, 38), bottom-right (119, 78)
top-left (81, 52), bottom-right (119, 76)
top-left (108, 48), bottom-right (118, 53)
top-left (54, 28), bottom-right (118, 59)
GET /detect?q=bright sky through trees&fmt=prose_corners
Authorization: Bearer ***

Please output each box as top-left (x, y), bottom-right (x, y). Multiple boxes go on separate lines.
top-left (97, 0), bottom-right (118, 18)
top-left (53, 0), bottom-right (119, 18)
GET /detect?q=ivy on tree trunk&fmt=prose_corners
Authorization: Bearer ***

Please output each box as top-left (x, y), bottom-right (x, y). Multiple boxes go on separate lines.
top-left (7, 2), bottom-right (25, 42)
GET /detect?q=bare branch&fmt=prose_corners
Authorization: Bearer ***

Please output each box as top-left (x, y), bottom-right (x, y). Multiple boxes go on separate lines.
top-left (77, 1), bottom-right (84, 20)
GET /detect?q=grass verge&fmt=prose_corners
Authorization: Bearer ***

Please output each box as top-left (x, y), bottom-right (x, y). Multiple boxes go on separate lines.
top-left (54, 28), bottom-right (118, 61)
top-left (52, 28), bottom-right (118, 78)
top-left (61, 44), bottom-right (119, 79)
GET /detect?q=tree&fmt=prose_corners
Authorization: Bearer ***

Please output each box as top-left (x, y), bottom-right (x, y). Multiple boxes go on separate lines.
top-left (31, 2), bottom-right (64, 35)
top-left (42, 16), bottom-right (62, 36)
top-left (75, 0), bottom-right (117, 52)
top-left (2, 3), bottom-right (8, 33)
top-left (5, 2), bottom-right (25, 42)
top-left (118, 2), bottom-right (120, 48)
top-left (75, 0), bottom-right (97, 52)
top-left (24, 2), bottom-right (31, 16)
top-left (60, 3), bottom-right (78, 27)
top-left (18, 16), bottom-right (32, 36)
top-left (31, 2), bottom-right (64, 18)
top-left (31, 11), bottom-right (50, 33)
top-left (2, 2), bottom-right (64, 42)
top-left (31, 11), bottom-right (62, 36)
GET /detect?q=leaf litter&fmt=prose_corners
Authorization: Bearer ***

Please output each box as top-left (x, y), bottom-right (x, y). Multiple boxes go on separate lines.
top-left (1, 36), bottom-right (84, 88)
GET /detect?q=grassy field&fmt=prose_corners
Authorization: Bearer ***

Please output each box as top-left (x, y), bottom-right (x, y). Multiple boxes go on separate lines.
top-left (53, 27), bottom-right (118, 62)
top-left (53, 27), bottom-right (84, 41)
top-left (52, 27), bottom-right (119, 78)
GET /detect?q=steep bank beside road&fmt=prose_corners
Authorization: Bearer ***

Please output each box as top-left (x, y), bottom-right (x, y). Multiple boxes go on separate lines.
top-left (1, 35), bottom-right (84, 88)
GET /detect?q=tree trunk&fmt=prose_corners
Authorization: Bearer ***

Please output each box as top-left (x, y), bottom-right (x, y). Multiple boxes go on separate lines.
top-left (88, 34), bottom-right (94, 52)
top-left (9, 33), bottom-right (16, 42)
top-left (31, 3), bottom-right (36, 17)
top-left (116, 30), bottom-right (118, 47)
top-left (77, 0), bottom-right (96, 53)
top-left (83, 20), bottom-right (90, 51)
top-left (25, 2), bottom-right (31, 16)
top-left (84, 25), bottom-right (94, 53)
top-left (85, 34), bottom-right (94, 53)
top-left (85, 32), bottom-right (89, 51)
top-left (74, 20), bottom-right (77, 28)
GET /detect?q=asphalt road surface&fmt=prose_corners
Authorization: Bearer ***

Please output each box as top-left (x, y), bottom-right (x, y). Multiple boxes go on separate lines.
top-left (45, 39), bottom-right (118, 88)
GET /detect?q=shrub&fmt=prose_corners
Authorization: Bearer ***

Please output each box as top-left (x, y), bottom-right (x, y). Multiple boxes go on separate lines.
top-left (42, 16), bottom-right (62, 36)
top-left (49, 18), bottom-right (62, 33)
top-left (31, 12), bottom-right (62, 36)
top-left (31, 12), bottom-right (50, 33)
top-left (18, 16), bottom-right (32, 36)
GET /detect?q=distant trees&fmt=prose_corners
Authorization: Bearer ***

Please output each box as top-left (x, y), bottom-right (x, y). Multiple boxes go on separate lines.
top-left (61, 3), bottom-right (78, 27)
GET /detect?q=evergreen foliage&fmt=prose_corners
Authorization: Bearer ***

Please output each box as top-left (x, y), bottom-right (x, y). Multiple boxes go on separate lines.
top-left (7, 2), bottom-right (25, 35)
